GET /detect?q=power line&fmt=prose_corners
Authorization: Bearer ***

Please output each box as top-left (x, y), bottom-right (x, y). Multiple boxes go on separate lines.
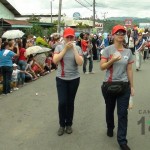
top-left (95, 3), bottom-right (122, 10)
top-left (74, 0), bottom-right (92, 11)
top-left (84, 0), bottom-right (92, 6)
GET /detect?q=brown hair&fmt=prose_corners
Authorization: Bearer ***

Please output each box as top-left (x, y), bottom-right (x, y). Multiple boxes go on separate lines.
top-left (1, 41), bottom-right (9, 49)
top-left (18, 40), bottom-right (23, 48)
top-left (8, 40), bottom-right (14, 47)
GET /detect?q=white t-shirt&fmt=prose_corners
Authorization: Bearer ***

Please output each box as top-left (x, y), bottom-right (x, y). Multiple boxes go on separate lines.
top-left (12, 69), bottom-right (20, 81)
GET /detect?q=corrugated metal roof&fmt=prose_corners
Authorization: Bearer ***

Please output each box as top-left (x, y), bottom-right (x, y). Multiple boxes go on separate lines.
top-left (4, 19), bottom-right (31, 25)
top-left (0, 19), bottom-right (32, 28)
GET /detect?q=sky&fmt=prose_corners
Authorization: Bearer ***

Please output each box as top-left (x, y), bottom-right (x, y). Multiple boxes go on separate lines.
top-left (8, 0), bottom-right (150, 19)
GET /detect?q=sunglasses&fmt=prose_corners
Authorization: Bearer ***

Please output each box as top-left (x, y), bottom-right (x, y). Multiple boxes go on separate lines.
top-left (115, 31), bottom-right (126, 36)
top-left (66, 36), bottom-right (74, 39)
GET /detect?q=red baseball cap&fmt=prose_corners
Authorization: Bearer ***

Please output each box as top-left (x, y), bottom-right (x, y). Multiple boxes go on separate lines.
top-left (112, 25), bottom-right (126, 35)
top-left (63, 27), bottom-right (75, 38)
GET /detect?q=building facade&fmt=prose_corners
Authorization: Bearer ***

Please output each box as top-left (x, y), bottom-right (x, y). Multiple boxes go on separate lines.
top-left (0, 2), bottom-right (14, 19)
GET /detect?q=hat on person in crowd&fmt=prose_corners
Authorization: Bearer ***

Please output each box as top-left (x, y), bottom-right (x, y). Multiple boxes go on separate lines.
top-left (13, 63), bottom-right (18, 67)
top-left (52, 33), bottom-right (61, 40)
top-left (112, 25), bottom-right (126, 35)
top-left (98, 33), bottom-right (102, 37)
top-left (63, 27), bottom-right (75, 38)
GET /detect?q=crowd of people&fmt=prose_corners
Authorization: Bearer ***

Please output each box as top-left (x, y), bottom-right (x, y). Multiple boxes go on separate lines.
top-left (77, 27), bottom-right (150, 73)
top-left (0, 35), bottom-right (58, 95)
top-left (0, 25), bottom-right (150, 150)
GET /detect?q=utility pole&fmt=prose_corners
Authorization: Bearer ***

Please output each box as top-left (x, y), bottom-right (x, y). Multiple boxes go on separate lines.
top-left (93, 0), bottom-right (95, 28)
top-left (50, 1), bottom-right (52, 23)
top-left (101, 12), bottom-right (108, 21)
top-left (57, 0), bottom-right (62, 33)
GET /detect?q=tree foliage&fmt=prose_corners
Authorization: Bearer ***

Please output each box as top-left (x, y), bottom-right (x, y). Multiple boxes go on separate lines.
top-left (24, 24), bottom-right (44, 37)
top-left (76, 22), bottom-right (90, 29)
top-left (27, 14), bottom-right (41, 22)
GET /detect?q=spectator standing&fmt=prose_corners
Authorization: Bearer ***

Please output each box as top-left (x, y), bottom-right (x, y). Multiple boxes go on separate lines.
top-left (18, 40), bottom-right (27, 85)
top-left (135, 32), bottom-right (147, 71)
top-left (81, 32), bottom-right (94, 74)
top-left (0, 42), bottom-right (19, 95)
top-left (92, 34), bottom-right (98, 60)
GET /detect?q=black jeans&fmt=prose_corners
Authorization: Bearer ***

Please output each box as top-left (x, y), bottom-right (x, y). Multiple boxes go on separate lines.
top-left (83, 54), bottom-right (93, 73)
top-left (56, 77), bottom-right (80, 127)
top-left (1, 66), bottom-right (13, 94)
top-left (101, 84), bottom-right (130, 145)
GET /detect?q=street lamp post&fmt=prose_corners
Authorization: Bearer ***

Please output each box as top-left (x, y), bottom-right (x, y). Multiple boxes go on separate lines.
top-left (50, 0), bottom-right (53, 23)
top-left (57, 0), bottom-right (62, 33)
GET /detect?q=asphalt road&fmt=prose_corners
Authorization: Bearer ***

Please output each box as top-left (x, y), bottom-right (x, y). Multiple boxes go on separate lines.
top-left (0, 59), bottom-right (150, 150)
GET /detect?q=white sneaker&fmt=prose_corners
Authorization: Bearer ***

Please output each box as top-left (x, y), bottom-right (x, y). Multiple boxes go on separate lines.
top-left (87, 55), bottom-right (91, 58)
top-left (37, 74), bottom-right (40, 77)
top-left (85, 72), bottom-right (89, 74)
top-left (89, 71), bottom-right (95, 74)
top-left (13, 87), bottom-right (19, 91)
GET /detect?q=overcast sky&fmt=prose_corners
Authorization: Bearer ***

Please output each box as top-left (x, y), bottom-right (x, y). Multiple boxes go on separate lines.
top-left (8, 0), bottom-right (150, 19)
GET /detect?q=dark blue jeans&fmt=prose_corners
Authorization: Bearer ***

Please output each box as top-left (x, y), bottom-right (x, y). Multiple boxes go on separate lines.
top-left (18, 60), bottom-right (27, 84)
top-left (56, 77), bottom-right (80, 127)
top-left (1, 66), bottom-right (13, 94)
top-left (101, 84), bottom-right (130, 145)
top-left (83, 54), bottom-right (93, 73)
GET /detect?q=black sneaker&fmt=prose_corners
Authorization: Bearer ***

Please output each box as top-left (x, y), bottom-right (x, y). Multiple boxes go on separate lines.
top-left (107, 129), bottom-right (113, 137)
top-left (57, 127), bottom-right (65, 136)
top-left (120, 144), bottom-right (131, 150)
top-left (66, 126), bottom-right (72, 134)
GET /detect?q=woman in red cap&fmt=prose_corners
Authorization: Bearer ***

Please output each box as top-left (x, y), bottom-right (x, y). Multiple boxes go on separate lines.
top-left (100, 25), bottom-right (134, 150)
top-left (53, 27), bottom-right (83, 136)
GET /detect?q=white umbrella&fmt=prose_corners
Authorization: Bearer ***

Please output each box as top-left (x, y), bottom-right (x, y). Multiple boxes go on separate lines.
top-left (2, 30), bottom-right (25, 39)
top-left (38, 47), bottom-right (52, 53)
top-left (34, 53), bottom-right (47, 65)
top-left (25, 46), bottom-right (43, 56)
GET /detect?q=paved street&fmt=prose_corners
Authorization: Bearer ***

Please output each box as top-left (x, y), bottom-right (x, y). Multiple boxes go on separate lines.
top-left (0, 60), bottom-right (150, 150)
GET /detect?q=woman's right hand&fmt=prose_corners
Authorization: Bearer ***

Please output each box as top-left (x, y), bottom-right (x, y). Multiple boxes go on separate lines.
top-left (111, 54), bottom-right (122, 62)
top-left (64, 42), bottom-right (73, 50)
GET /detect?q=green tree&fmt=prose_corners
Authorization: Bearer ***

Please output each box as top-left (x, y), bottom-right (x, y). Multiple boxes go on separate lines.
top-left (27, 14), bottom-right (41, 22)
top-left (24, 24), bottom-right (44, 37)
top-left (76, 22), bottom-right (90, 29)
top-left (97, 19), bottom-right (124, 33)
top-left (47, 26), bottom-right (57, 35)
top-left (53, 20), bottom-right (65, 26)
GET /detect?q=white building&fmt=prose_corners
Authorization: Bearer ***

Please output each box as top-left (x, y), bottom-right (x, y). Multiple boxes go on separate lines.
top-left (0, 0), bottom-right (21, 19)
top-left (139, 23), bottom-right (150, 29)
top-left (0, 0), bottom-right (32, 33)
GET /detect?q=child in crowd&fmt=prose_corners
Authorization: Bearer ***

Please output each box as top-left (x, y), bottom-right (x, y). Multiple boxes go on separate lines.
top-left (12, 63), bottom-right (33, 90)
top-left (25, 63), bottom-right (38, 80)
top-left (27, 54), bottom-right (45, 77)
top-left (44, 53), bottom-right (52, 72)
top-left (12, 63), bottom-right (20, 90)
